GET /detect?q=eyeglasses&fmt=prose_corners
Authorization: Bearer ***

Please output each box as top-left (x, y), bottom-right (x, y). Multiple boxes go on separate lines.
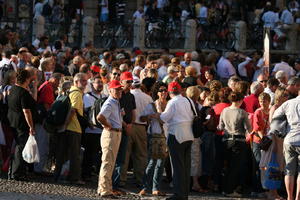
top-left (113, 72), bottom-right (120, 76)
top-left (126, 80), bottom-right (133, 84)
top-left (260, 80), bottom-right (268, 83)
top-left (158, 89), bottom-right (167, 92)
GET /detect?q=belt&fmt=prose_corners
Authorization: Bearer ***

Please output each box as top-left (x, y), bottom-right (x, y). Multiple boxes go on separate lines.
top-left (110, 128), bottom-right (122, 132)
top-left (223, 134), bottom-right (246, 142)
top-left (133, 123), bottom-right (147, 126)
top-left (223, 134), bottom-right (245, 139)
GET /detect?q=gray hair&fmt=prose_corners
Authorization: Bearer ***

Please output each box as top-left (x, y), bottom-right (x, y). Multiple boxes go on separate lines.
top-left (288, 76), bottom-right (300, 85)
top-left (57, 52), bottom-right (66, 64)
top-left (250, 81), bottom-right (263, 94)
top-left (119, 63), bottom-right (128, 72)
top-left (275, 70), bottom-right (287, 80)
top-left (74, 72), bottom-right (87, 82)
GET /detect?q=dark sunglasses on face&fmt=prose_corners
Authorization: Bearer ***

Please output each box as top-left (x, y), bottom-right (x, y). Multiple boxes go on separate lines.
top-left (158, 89), bottom-right (167, 92)
top-left (113, 72), bottom-right (120, 76)
top-left (260, 80), bottom-right (268, 83)
top-left (126, 80), bottom-right (133, 84)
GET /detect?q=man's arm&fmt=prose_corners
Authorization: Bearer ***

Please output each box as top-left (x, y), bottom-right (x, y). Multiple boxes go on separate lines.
top-left (97, 114), bottom-right (112, 130)
top-left (23, 109), bottom-right (35, 135)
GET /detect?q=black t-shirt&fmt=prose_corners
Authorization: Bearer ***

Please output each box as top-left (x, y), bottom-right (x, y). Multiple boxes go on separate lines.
top-left (120, 91), bottom-right (136, 124)
top-left (183, 76), bottom-right (197, 87)
top-left (7, 85), bottom-right (36, 130)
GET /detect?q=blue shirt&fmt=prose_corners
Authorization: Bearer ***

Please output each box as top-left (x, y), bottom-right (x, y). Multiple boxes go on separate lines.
top-left (99, 96), bottom-right (122, 129)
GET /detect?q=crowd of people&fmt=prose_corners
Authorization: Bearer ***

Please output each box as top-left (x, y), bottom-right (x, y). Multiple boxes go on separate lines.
top-left (1, 33), bottom-right (300, 200)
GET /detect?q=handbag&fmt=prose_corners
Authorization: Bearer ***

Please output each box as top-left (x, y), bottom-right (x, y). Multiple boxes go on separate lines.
top-left (185, 97), bottom-right (203, 138)
top-left (259, 136), bottom-right (272, 151)
top-left (148, 103), bottom-right (168, 159)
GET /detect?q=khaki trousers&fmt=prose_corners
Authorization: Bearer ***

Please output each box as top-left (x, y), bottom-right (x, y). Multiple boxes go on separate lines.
top-left (97, 129), bottom-right (122, 195)
top-left (120, 124), bottom-right (147, 184)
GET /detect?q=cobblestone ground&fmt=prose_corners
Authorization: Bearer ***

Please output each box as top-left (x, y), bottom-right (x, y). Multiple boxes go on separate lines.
top-left (0, 173), bottom-right (262, 200)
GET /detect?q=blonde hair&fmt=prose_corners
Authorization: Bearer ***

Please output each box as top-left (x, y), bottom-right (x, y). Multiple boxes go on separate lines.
top-left (40, 57), bottom-right (53, 71)
top-left (185, 66), bottom-right (196, 76)
top-left (209, 80), bottom-right (222, 92)
top-left (274, 86), bottom-right (287, 105)
top-left (135, 55), bottom-right (145, 66)
top-left (258, 92), bottom-right (271, 102)
top-left (186, 86), bottom-right (200, 101)
top-left (171, 57), bottom-right (180, 65)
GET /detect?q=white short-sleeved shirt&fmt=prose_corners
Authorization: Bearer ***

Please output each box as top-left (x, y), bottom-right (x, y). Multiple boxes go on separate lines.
top-left (262, 11), bottom-right (279, 29)
top-left (133, 11), bottom-right (144, 19)
top-left (272, 62), bottom-right (296, 78)
top-left (280, 9), bottom-right (294, 24)
top-left (158, 65), bottom-right (168, 81)
top-left (180, 61), bottom-right (201, 76)
top-left (252, 58), bottom-right (265, 81)
top-left (131, 89), bottom-right (153, 124)
top-left (216, 57), bottom-right (236, 79)
top-left (238, 57), bottom-right (251, 77)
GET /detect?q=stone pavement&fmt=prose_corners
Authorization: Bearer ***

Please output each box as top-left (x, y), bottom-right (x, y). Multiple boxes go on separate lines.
top-left (0, 176), bottom-right (263, 200)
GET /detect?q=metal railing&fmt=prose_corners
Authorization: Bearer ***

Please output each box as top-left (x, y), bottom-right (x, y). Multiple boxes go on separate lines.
top-left (94, 22), bottom-right (133, 49)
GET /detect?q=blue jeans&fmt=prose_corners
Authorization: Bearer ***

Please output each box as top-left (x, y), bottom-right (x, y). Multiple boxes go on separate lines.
top-left (142, 158), bottom-right (165, 191)
top-left (112, 132), bottom-right (128, 189)
top-left (252, 142), bottom-right (263, 192)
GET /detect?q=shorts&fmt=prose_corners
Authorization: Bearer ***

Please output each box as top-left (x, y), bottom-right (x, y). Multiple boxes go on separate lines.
top-left (284, 143), bottom-right (300, 176)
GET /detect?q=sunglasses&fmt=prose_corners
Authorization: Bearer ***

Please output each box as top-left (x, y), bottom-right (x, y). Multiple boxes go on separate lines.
top-left (113, 72), bottom-right (120, 76)
top-left (158, 89), bottom-right (167, 92)
top-left (126, 80), bottom-right (133, 84)
top-left (260, 80), bottom-right (268, 83)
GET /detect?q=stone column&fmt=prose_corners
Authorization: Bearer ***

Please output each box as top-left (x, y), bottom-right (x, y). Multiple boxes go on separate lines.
top-left (32, 15), bottom-right (45, 42)
top-left (235, 21), bottom-right (247, 51)
top-left (133, 18), bottom-right (145, 49)
top-left (285, 23), bottom-right (299, 51)
top-left (81, 16), bottom-right (95, 47)
top-left (184, 19), bottom-right (197, 50)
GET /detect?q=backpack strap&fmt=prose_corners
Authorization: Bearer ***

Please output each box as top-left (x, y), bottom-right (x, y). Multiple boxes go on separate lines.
top-left (88, 92), bottom-right (99, 100)
top-left (185, 97), bottom-right (197, 117)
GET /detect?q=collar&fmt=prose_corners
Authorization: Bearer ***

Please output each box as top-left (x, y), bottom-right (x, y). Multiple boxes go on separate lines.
top-left (70, 86), bottom-right (83, 93)
top-left (108, 95), bottom-right (119, 102)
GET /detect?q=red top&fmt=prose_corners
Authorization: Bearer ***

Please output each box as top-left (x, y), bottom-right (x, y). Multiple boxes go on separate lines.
top-left (213, 102), bottom-right (231, 135)
top-left (252, 108), bottom-right (269, 143)
top-left (37, 81), bottom-right (55, 108)
top-left (243, 94), bottom-right (260, 114)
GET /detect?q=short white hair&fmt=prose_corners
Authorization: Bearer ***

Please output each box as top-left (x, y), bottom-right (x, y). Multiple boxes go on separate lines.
top-left (275, 70), bottom-right (287, 80)
top-left (119, 63), bottom-right (128, 72)
top-left (250, 81), bottom-right (262, 94)
top-left (74, 72), bottom-right (87, 82)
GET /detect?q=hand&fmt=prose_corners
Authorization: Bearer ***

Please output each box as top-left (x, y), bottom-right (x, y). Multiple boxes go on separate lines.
top-left (104, 124), bottom-right (112, 130)
top-left (29, 127), bottom-right (35, 135)
top-left (124, 124), bottom-right (132, 136)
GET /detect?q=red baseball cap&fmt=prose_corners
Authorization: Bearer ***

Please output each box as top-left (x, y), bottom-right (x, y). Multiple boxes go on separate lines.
top-left (90, 65), bottom-right (100, 73)
top-left (109, 80), bottom-right (123, 89)
top-left (135, 50), bottom-right (142, 55)
top-left (175, 52), bottom-right (185, 57)
top-left (168, 81), bottom-right (182, 92)
top-left (120, 71), bottom-right (133, 81)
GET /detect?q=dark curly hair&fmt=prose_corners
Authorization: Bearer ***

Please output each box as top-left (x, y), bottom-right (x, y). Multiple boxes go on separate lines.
top-left (219, 87), bottom-right (232, 103)
top-left (229, 92), bottom-right (244, 102)
top-left (151, 81), bottom-right (168, 101)
top-left (16, 68), bottom-right (31, 84)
